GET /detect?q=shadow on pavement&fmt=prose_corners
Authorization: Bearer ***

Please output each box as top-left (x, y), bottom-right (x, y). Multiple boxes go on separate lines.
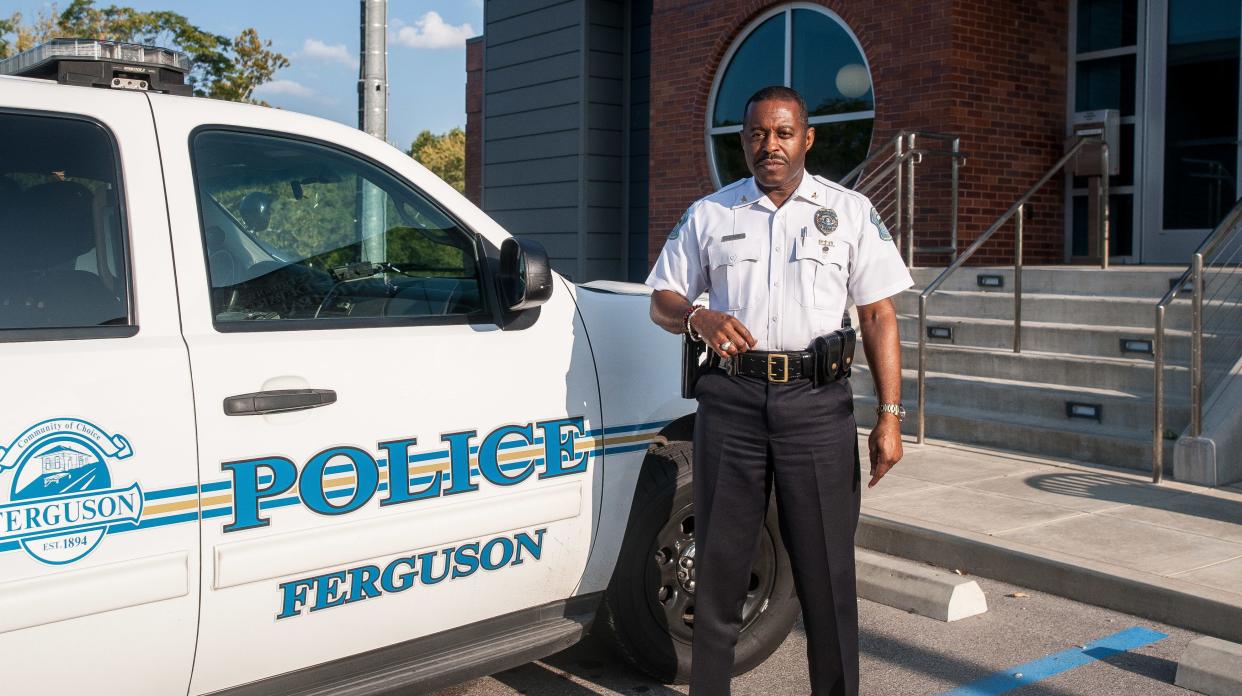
top-left (1026, 471), bottom-right (1241, 523)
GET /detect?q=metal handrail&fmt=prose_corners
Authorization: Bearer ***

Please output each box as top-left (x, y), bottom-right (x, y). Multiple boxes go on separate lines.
top-left (1151, 196), bottom-right (1242, 482)
top-left (915, 138), bottom-right (1110, 443)
top-left (843, 130), bottom-right (964, 268)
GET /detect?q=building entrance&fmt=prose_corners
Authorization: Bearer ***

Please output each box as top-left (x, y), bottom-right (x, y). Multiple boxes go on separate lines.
top-left (1070, 0), bottom-right (1240, 264)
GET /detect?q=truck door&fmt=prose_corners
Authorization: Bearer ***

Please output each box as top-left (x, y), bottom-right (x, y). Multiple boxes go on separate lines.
top-left (0, 86), bottom-right (199, 694)
top-left (149, 98), bottom-right (604, 693)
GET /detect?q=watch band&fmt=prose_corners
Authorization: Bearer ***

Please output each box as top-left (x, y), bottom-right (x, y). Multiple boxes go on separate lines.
top-left (876, 403), bottom-right (905, 421)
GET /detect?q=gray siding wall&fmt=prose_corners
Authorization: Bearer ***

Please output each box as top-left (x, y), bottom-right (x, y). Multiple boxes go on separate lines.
top-left (480, 0), bottom-right (649, 282)
top-left (482, 0), bottom-right (584, 275)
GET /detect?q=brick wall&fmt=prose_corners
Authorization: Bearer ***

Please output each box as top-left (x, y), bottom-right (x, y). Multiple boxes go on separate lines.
top-left (465, 36), bottom-right (483, 207)
top-left (647, 0), bottom-right (1069, 267)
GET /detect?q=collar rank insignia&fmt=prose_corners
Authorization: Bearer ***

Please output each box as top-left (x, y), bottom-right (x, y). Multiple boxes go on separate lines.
top-left (814, 207), bottom-right (838, 235)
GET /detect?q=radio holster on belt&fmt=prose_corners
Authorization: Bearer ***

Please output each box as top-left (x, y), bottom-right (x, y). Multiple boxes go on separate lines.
top-left (811, 327), bottom-right (856, 387)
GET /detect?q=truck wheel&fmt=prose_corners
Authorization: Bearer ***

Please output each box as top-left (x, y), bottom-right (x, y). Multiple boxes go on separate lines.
top-left (597, 440), bottom-right (799, 684)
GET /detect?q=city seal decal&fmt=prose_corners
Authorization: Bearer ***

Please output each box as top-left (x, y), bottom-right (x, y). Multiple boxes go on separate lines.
top-left (871, 207), bottom-right (893, 242)
top-left (814, 208), bottom-right (838, 235)
top-left (0, 419), bottom-right (141, 565)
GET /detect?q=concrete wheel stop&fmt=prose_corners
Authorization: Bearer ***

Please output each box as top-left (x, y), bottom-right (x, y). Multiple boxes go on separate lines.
top-left (1175, 637), bottom-right (1242, 695)
top-left (856, 549), bottom-right (988, 622)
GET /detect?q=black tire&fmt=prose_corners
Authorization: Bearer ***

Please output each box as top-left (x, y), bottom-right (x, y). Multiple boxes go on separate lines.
top-left (596, 440), bottom-right (799, 684)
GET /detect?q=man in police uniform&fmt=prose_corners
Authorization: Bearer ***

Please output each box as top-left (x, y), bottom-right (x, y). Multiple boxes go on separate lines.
top-left (646, 86), bottom-right (911, 695)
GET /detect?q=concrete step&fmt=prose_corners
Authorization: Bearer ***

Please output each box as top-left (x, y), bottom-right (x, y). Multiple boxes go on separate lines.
top-left (850, 365), bottom-right (1191, 438)
top-left (853, 393), bottom-right (1174, 473)
top-left (897, 314), bottom-right (1198, 362)
top-left (856, 341), bottom-right (1188, 394)
top-left (891, 289), bottom-right (1234, 331)
top-left (909, 265), bottom-right (1189, 299)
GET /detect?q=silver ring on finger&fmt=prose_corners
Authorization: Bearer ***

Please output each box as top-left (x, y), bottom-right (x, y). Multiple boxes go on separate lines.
top-left (720, 340), bottom-right (733, 351)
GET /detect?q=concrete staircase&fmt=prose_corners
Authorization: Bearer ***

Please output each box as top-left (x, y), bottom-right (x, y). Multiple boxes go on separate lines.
top-left (853, 266), bottom-right (1210, 474)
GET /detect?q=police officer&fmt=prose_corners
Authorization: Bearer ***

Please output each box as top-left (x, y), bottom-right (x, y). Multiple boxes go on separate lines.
top-left (645, 85), bottom-right (911, 696)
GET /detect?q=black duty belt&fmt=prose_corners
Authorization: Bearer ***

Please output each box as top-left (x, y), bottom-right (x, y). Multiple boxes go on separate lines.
top-left (719, 350), bottom-right (816, 383)
top-left (684, 327), bottom-right (857, 396)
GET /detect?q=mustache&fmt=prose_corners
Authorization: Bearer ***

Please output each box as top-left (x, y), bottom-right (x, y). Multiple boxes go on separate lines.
top-left (758, 154), bottom-right (787, 164)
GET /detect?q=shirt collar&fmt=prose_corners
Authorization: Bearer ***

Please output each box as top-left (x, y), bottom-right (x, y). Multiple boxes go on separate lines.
top-left (728, 172), bottom-right (821, 210)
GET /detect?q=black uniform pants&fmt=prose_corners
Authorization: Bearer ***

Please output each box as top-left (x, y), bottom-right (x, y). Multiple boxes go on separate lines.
top-left (690, 368), bottom-right (861, 696)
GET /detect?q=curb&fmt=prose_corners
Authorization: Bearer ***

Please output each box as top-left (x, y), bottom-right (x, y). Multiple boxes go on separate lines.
top-left (1176, 637), bottom-right (1242, 695)
top-left (856, 549), bottom-right (987, 622)
top-left (856, 511), bottom-right (1242, 644)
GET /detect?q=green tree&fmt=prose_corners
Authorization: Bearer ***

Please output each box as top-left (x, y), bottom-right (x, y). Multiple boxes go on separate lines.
top-left (0, 1), bottom-right (287, 104)
top-left (408, 128), bottom-right (466, 193)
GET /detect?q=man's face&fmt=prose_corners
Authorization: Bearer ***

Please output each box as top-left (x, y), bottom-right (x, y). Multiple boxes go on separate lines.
top-left (740, 98), bottom-right (815, 190)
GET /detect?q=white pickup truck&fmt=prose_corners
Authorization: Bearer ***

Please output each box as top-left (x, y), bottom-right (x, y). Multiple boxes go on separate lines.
top-left (0, 40), bottom-right (798, 695)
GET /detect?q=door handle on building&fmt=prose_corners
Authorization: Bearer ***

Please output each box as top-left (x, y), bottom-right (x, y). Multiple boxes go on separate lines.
top-left (223, 388), bottom-right (338, 416)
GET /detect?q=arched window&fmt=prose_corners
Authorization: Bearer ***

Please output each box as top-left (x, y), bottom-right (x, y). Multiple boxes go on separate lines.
top-left (707, 4), bottom-right (875, 188)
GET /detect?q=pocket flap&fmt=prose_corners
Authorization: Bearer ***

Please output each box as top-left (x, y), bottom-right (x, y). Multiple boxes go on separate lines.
top-left (793, 241), bottom-right (826, 264)
top-left (708, 244), bottom-right (760, 268)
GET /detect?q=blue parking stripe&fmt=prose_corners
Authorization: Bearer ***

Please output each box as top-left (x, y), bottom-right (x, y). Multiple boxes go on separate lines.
top-left (938, 626), bottom-right (1168, 696)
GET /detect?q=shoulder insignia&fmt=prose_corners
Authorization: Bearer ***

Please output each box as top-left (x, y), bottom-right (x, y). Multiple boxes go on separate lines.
top-left (871, 207), bottom-right (893, 241)
top-left (668, 207), bottom-right (691, 241)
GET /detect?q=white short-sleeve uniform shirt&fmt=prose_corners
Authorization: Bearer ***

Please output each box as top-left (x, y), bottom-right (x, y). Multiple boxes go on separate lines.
top-left (646, 173), bottom-right (913, 352)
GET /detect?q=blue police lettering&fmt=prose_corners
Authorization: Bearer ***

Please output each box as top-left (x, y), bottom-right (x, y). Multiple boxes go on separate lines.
top-left (275, 529), bottom-right (548, 619)
top-left (300, 446), bottom-right (379, 516)
top-left (226, 418), bottom-right (588, 533)
top-left (441, 430), bottom-right (478, 496)
top-left (478, 424), bottom-right (536, 486)
top-left (222, 457), bottom-right (298, 532)
top-left (537, 417), bottom-right (588, 479)
top-left (378, 438), bottom-right (439, 507)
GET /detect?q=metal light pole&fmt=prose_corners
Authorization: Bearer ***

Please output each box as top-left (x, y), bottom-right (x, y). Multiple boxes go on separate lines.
top-left (359, 0), bottom-right (387, 139)
top-left (358, 0), bottom-right (388, 261)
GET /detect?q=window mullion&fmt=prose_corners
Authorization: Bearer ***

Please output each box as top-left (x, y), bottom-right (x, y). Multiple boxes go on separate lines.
top-left (784, 7), bottom-right (793, 87)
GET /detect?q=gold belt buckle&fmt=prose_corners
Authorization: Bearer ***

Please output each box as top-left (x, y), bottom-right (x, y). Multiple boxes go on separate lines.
top-left (767, 353), bottom-right (789, 383)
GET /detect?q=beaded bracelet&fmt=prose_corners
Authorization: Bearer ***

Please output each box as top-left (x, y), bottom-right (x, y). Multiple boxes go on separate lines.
top-left (683, 304), bottom-right (705, 342)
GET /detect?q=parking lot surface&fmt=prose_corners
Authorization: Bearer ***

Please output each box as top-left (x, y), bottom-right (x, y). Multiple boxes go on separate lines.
top-left (422, 574), bottom-right (1197, 696)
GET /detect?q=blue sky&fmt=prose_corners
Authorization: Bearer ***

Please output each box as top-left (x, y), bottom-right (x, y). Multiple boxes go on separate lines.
top-left (6, 1), bottom-right (483, 150)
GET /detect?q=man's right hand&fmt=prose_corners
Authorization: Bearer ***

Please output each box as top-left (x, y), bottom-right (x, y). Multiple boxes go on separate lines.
top-left (692, 309), bottom-right (757, 358)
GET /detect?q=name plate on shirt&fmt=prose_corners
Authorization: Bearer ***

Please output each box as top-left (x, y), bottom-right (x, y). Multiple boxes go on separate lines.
top-left (721, 233), bottom-right (746, 242)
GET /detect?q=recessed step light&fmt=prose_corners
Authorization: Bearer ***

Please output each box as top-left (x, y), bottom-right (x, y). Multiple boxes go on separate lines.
top-left (1066, 402), bottom-right (1102, 421)
top-left (927, 326), bottom-right (953, 340)
top-left (977, 274), bottom-right (1004, 288)
top-left (1120, 338), bottom-right (1153, 354)
top-left (1169, 276), bottom-right (1201, 293)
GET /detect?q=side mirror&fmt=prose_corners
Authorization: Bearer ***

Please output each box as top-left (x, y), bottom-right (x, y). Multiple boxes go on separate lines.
top-left (499, 237), bottom-right (554, 311)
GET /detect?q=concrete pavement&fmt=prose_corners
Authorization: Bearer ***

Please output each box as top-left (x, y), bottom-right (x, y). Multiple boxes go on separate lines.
top-left (424, 574), bottom-right (1197, 696)
top-left (857, 432), bottom-right (1242, 644)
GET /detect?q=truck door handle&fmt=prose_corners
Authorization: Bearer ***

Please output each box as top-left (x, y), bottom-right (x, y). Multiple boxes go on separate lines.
top-left (223, 389), bottom-right (337, 416)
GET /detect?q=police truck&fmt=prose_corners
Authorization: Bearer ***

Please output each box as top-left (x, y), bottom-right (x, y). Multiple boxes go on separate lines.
top-left (0, 40), bottom-right (799, 694)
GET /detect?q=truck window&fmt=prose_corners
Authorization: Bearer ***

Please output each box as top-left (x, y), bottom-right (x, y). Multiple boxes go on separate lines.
top-left (190, 130), bottom-right (485, 327)
top-left (0, 112), bottom-right (131, 335)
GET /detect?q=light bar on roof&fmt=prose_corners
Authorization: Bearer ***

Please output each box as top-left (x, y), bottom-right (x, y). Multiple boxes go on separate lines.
top-left (0, 38), bottom-right (193, 95)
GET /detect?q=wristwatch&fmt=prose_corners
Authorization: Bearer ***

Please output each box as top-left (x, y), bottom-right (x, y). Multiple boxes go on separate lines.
top-left (876, 403), bottom-right (906, 422)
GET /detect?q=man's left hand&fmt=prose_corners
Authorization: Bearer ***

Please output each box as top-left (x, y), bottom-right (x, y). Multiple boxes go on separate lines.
top-left (867, 416), bottom-right (903, 488)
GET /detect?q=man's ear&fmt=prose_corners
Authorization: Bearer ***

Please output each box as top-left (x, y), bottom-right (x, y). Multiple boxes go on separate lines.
top-left (805, 125), bottom-right (815, 151)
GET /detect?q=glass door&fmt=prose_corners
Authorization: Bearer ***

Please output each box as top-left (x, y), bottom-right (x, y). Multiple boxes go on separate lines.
top-left (1069, 0), bottom-right (1142, 262)
top-left (1142, 0), bottom-right (1241, 262)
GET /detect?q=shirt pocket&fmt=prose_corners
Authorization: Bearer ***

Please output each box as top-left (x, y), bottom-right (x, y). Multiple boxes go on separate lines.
top-left (793, 242), bottom-right (848, 309)
top-left (708, 243), bottom-right (762, 310)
